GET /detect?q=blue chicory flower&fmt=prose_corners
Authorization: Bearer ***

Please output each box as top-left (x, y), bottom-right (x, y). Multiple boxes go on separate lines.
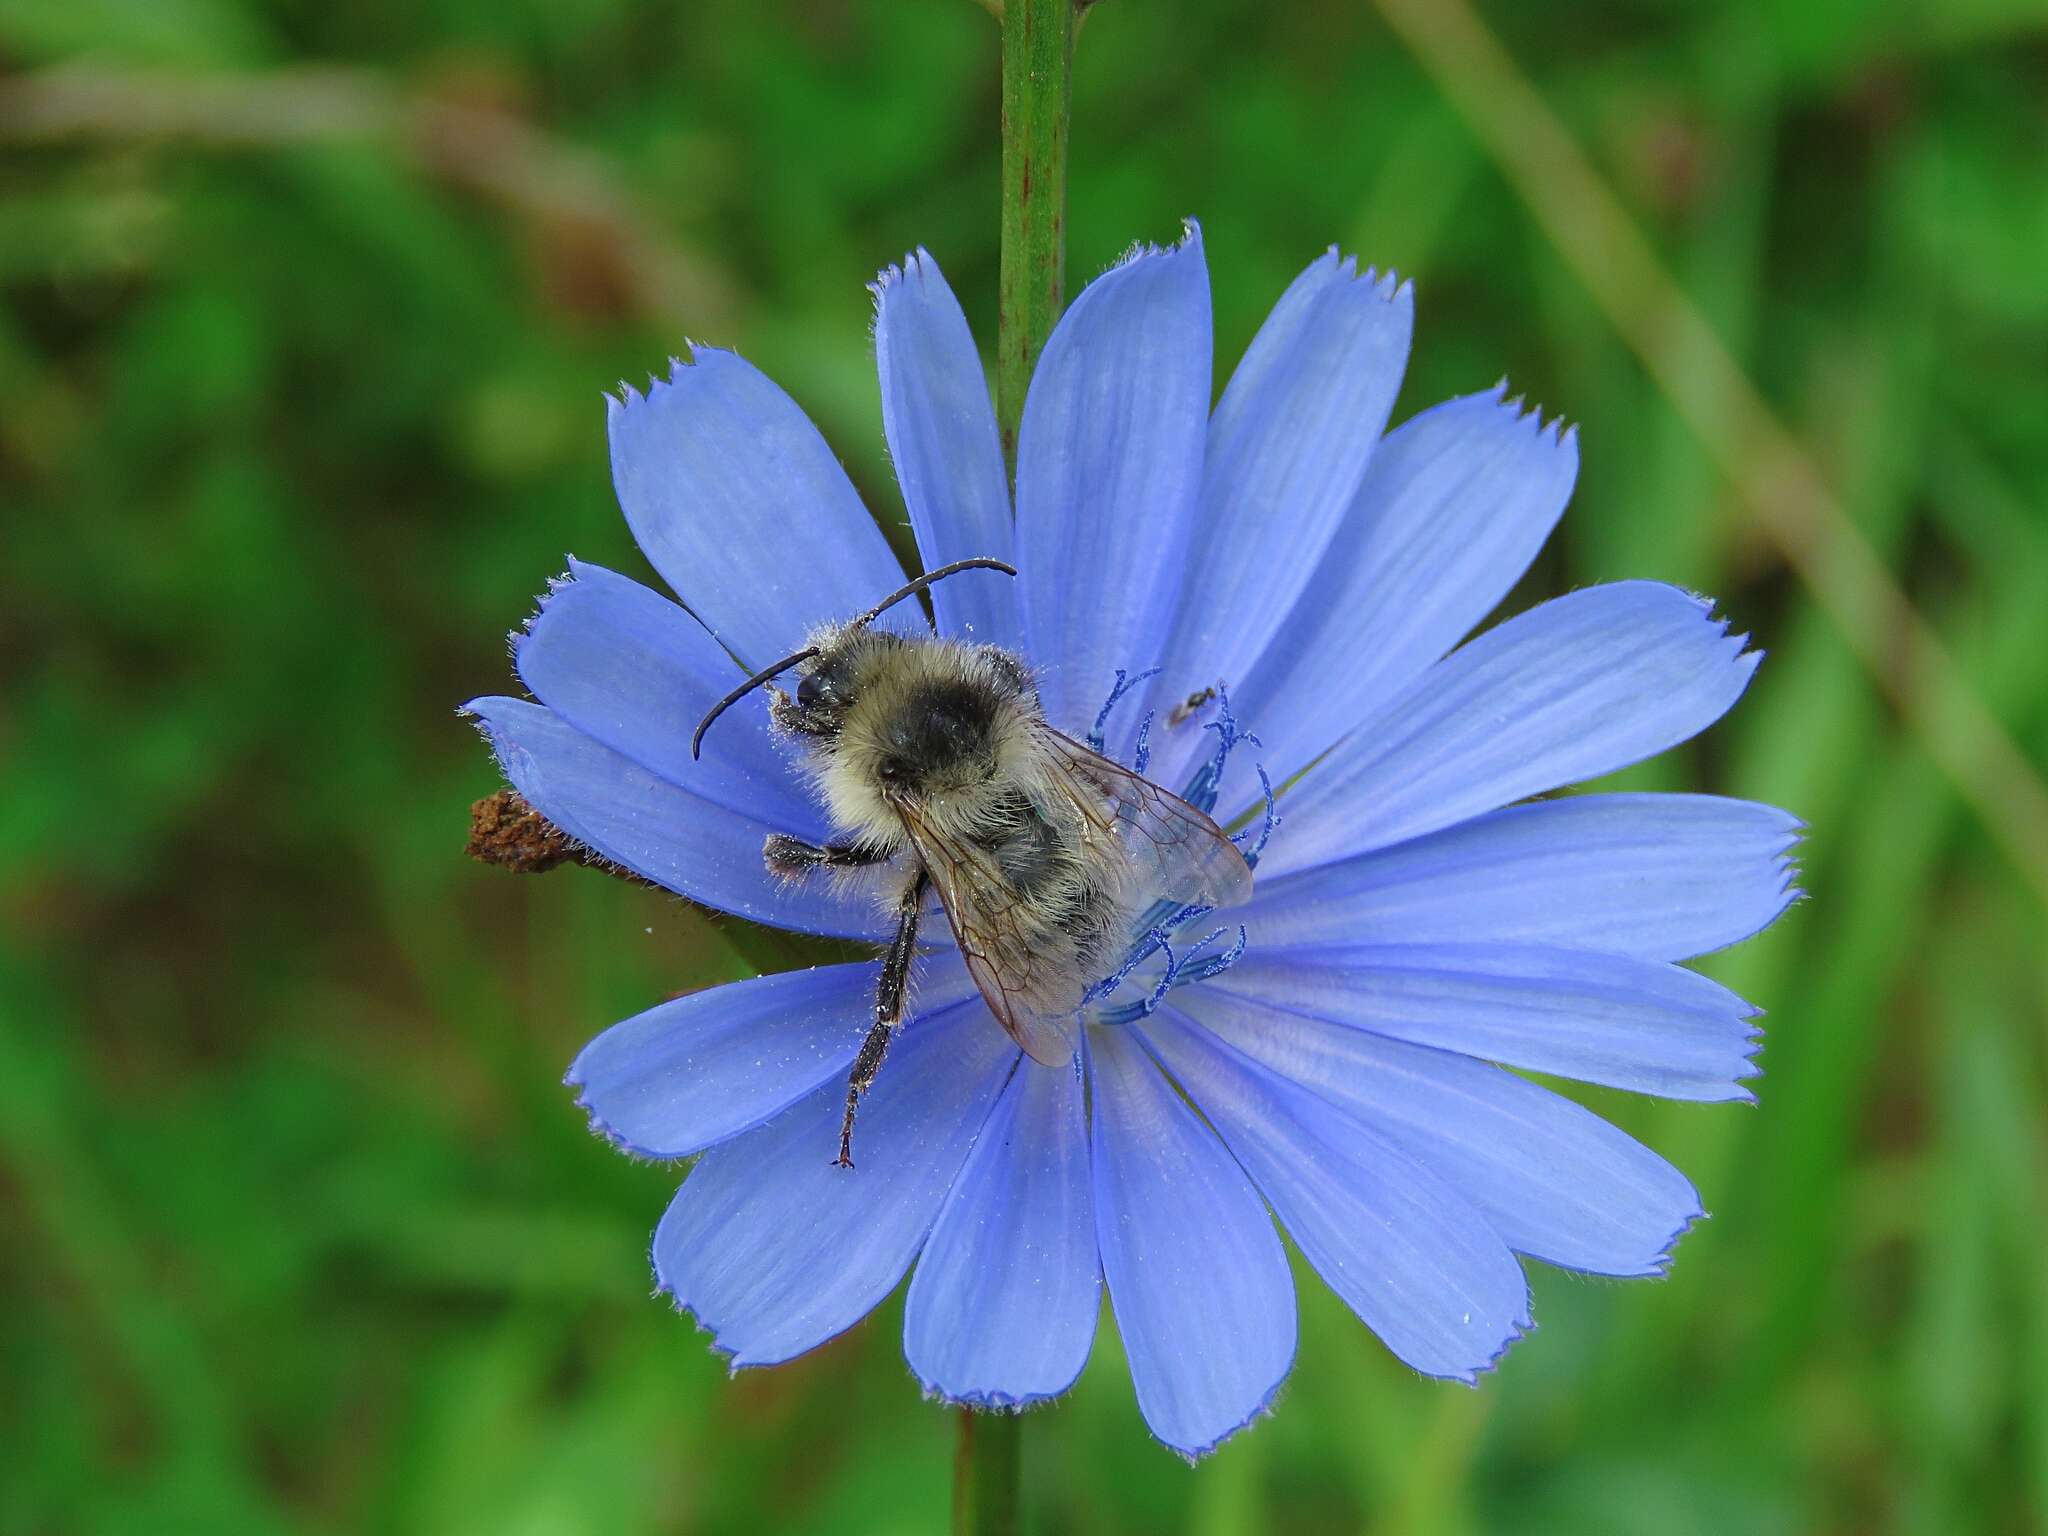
top-left (466, 222), bottom-right (1800, 1459)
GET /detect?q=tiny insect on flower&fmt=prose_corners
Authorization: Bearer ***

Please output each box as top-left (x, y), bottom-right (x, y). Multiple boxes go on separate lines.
top-left (465, 221), bottom-right (1800, 1458)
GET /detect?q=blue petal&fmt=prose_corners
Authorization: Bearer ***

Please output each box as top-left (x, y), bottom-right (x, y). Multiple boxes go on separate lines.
top-left (1142, 253), bottom-right (1411, 763)
top-left (873, 251), bottom-right (1020, 647)
top-left (1232, 385), bottom-right (1577, 785)
top-left (903, 1056), bottom-right (1099, 1407)
top-left (1143, 1011), bottom-right (1530, 1381)
top-left (1170, 986), bottom-right (1703, 1278)
top-left (608, 349), bottom-right (912, 669)
top-left (514, 560), bottom-right (821, 834)
top-left (652, 1000), bottom-right (1018, 1368)
top-left (568, 953), bottom-right (978, 1159)
top-left (1087, 1022), bottom-right (1293, 1459)
top-left (1016, 224), bottom-right (1211, 737)
top-left (1210, 944), bottom-right (1762, 1101)
top-left (1247, 793), bottom-right (1801, 962)
top-left (464, 696), bottom-right (876, 940)
top-left (1270, 582), bottom-right (1760, 869)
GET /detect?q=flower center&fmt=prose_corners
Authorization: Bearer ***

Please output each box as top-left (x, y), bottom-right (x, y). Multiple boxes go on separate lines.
top-left (1078, 668), bottom-right (1280, 1026)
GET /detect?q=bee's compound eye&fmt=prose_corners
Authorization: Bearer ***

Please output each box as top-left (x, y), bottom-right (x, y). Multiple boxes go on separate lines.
top-left (795, 671), bottom-right (826, 710)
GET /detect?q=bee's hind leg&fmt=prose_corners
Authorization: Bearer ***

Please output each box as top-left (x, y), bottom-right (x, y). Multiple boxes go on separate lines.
top-left (764, 833), bottom-right (889, 878)
top-left (837, 868), bottom-right (930, 1168)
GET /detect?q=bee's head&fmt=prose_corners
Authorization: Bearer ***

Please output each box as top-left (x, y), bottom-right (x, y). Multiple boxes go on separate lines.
top-left (689, 557), bottom-right (1017, 761)
top-left (802, 632), bottom-right (1036, 805)
top-left (771, 625), bottom-right (898, 740)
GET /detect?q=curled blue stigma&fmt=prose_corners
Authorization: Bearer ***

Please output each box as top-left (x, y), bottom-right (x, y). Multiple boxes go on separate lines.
top-left (1079, 674), bottom-right (1281, 1024)
top-left (1086, 666), bottom-right (1161, 757)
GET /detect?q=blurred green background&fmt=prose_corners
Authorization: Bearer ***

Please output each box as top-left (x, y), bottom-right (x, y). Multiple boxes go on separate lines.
top-left (4, 0), bottom-right (2046, 1531)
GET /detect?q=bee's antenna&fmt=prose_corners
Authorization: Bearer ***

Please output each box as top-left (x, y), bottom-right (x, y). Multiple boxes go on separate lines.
top-left (851, 557), bottom-right (1018, 629)
top-left (689, 558), bottom-right (1018, 760)
top-left (690, 646), bottom-right (818, 759)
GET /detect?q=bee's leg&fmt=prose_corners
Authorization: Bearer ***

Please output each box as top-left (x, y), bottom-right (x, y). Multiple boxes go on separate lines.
top-left (763, 834), bottom-right (888, 878)
top-left (836, 868), bottom-right (930, 1168)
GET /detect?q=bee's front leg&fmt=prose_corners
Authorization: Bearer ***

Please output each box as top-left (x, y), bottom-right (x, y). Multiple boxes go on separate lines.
top-left (836, 867), bottom-right (930, 1169)
top-left (763, 834), bottom-right (889, 879)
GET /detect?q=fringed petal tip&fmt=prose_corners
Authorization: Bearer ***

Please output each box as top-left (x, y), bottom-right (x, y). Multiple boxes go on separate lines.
top-left (914, 1374), bottom-right (1083, 1416)
top-left (1519, 1176), bottom-right (1709, 1282)
top-left (1744, 814), bottom-right (1808, 941)
top-left (689, 1299), bottom-right (886, 1375)
top-left (1486, 377), bottom-right (1578, 448)
top-left (649, 1260), bottom-right (788, 1376)
top-left (1720, 980), bottom-right (1780, 1103)
top-left (606, 346), bottom-right (746, 415)
top-left (1727, 1044), bottom-right (1766, 1104)
top-left (1641, 973), bottom-right (1771, 1101)
top-left (560, 1072), bottom-right (696, 1165)
top-left (605, 360), bottom-right (675, 415)
top-left (1159, 1369), bottom-right (1291, 1464)
top-left (648, 1269), bottom-right (748, 1373)
top-left (503, 554), bottom-right (678, 667)
top-left (1776, 818), bottom-right (1810, 899)
top-left (1309, 243), bottom-right (1411, 306)
top-left (501, 559), bottom-right (592, 662)
top-left (1638, 1204), bottom-right (1711, 1279)
top-left (1703, 608), bottom-right (1766, 693)
top-left (458, 695), bottom-right (522, 768)
top-left (460, 694), bottom-right (521, 761)
top-left (1453, 1303), bottom-right (1537, 1387)
top-left (1661, 587), bottom-right (1767, 679)
top-left (870, 246), bottom-right (943, 305)
top-left (1106, 216), bottom-right (1205, 276)
top-left (457, 701), bottom-right (528, 799)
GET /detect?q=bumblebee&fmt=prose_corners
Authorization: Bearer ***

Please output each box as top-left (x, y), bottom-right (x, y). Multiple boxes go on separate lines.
top-left (693, 559), bottom-right (1252, 1165)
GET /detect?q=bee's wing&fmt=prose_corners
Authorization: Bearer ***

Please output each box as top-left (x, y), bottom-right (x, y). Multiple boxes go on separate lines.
top-left (1040, 729), bottom-right (1255, 910)
top-left (897, 805), bottom-right (1077, 1067)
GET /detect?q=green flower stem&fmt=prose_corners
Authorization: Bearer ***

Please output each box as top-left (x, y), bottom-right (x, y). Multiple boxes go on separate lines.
top-left (953, 1408), bottom-right (1022, 1536)
top-left (996, 0), bottom-right (1078, 474)
top-left (951, 2), bottom-right (1082, 1529)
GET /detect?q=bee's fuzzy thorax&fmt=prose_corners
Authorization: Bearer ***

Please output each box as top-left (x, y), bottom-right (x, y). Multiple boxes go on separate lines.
top-left (780, 628), bottom-right (1041, 852)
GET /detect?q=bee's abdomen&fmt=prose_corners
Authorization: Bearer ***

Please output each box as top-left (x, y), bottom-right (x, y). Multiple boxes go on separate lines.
top-left (1055, 875), bottom-right (1129, 977)
top-left (980, 796), bottom-right (1130, 990)
top-left (989, 796), bottom-right (1066, 896)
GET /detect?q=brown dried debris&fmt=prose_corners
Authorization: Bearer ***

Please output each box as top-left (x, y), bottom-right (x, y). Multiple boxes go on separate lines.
top-left (466, 787), bottom-right (581, 873)
top-left (465, 788), bottom-right (659, 893)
